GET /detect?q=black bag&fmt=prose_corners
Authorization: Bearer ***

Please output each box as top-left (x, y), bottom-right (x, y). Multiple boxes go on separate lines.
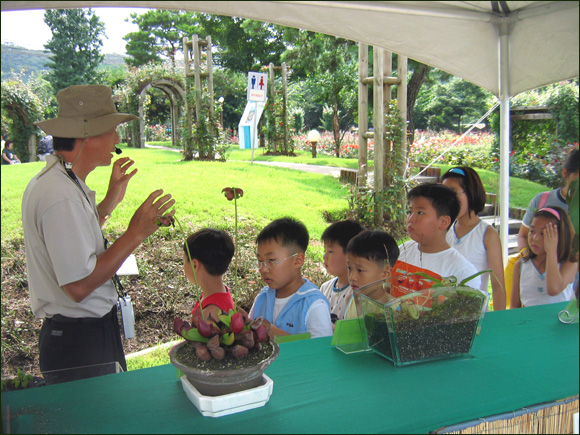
top-left (38, 135), bottom-right (54, 154)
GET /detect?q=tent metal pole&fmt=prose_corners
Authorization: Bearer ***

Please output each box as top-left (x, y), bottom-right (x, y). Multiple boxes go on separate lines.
top-left (498, 19), bottom-right (511, 267)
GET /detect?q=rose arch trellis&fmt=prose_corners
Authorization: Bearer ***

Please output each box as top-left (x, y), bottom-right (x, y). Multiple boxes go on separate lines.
top-left (137, 79), bottom-right (187, 149)
top-left (1, 80), bottom-right (42, 162)
top-left (118, 71), bottom-right (188, 150)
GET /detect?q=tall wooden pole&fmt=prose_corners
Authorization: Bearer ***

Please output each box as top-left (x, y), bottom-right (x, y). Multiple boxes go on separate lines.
top-left (282, 62), bottom-right (289, 151)
top-left (206, 36), bottom-right (214, 137)
top-left (373, 47), bottom-right (385, 226)
top-left (358, 43), bottom-right (369, 185)
top-left (397, 54), bottom-right (408, 172)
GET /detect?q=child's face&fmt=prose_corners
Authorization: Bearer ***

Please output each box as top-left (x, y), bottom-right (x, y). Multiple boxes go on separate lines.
top-left (323, 241), bottom-right (347, 278)
top-left (528, 216), bottom-right (554, 256)
top-left (406, 196), bottom-right (449, 245)
top-left (442, 178), bottom-right (468, 219)
top-left (256, 239), bottom-right (301, 291)
top-left (346, 253), bottom-right (389, 291)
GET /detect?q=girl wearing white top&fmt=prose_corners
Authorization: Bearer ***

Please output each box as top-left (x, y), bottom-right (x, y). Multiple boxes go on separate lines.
top-left (511, 207), bottom-right (577, 308)
top-left (442, 166), bottom-right (506, 310)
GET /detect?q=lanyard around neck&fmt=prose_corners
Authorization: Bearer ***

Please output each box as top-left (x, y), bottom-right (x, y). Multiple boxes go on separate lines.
top-left (62, 161), bottom-right (126, 298)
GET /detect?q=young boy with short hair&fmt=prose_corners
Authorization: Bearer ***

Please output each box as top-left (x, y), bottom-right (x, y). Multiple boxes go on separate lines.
top-left (398, 183), bottom-right (481, 289)
top-left (184, 228), bottom-right (235, 323)
top-left (249, 217), bottom-right (333, 338)
top-left (320, 220), bottom-right (365, 324)
top-left (343, 230), bottom-right (400, 318)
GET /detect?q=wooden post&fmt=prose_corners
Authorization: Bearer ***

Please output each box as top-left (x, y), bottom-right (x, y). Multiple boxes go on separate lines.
top-left (138, 91), bottom-right (146, 148)
top-left (383, 49), bottom-right (392, 185)
top-left (28, 134), bottom-right (36, 162)
top-left (192, 35), bottom-right (202, 125)
top-left (268, 63), bottom-right (277, 153)
top-left (282, 62), bottom-right (289, 152)
top-left (397, 54), bottom-right (408, 174)
top-left (373, 46), bottom-right (385, 226)
top-left (182, 36), bottom-right (193, 160)
top-left (358, 43), bottom-right (369, 184)
top-left (207, 36), bottom-right (215, 137)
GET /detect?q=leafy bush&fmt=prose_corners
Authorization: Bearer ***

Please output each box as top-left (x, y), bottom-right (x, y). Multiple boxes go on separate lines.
top-left (409, 130), bottom-right (495, 169)
top-left (489, 80), bottom-right (579, 188)
top-left (145, 124), bottom-right (171, 141)
top-left (293, 131), bottom-right (374, 159)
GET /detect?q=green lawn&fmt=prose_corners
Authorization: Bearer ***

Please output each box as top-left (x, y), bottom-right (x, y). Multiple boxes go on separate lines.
top-left (1, 145), bottom-right (349, 241)
top-left (2, 144), bottom-right (547, 242)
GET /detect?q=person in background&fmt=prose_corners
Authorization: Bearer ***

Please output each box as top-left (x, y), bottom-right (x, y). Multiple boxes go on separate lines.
top-left (249, 217), bottom-right (332, 339)
top-left (507, 149), bottom-right (578, 305)
top-left (22, 85), bottom-right (175, 385)
top-left (511, 207), bottom-right (577, 308)
top-left (319, 220), bottom-right (365, 325)
top-left (2, 140), bottom-right (21, 164)
top-left (37, 134), bottom-right (55, 161)
top-left (441, 167), bottom-right (506, 310)
top-left (517, 149), bottom-right (578, 251)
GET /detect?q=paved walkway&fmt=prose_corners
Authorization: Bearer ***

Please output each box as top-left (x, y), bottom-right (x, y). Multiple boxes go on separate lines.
top-left (144, 143), bottom-right (346, 178)
top-left (247, 160), bottom-right (343, 177)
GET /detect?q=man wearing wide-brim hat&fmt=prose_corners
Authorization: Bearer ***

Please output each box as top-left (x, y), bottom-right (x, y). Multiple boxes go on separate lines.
top-left (22, 85), bottom-right (176, 385)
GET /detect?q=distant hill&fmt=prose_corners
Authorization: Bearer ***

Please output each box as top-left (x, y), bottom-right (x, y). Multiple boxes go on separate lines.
top-left (1, 43), bottom-right (127, 80)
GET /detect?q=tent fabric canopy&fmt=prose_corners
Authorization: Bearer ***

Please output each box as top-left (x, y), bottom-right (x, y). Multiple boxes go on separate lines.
top-left (2, 1), bottom-right (579, 261)
top-left (2, 1), bottom-right (578, 96)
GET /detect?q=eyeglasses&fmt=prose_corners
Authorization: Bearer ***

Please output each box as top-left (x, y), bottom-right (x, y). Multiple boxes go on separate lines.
top-left (256, 253), bottom-right (298, 270)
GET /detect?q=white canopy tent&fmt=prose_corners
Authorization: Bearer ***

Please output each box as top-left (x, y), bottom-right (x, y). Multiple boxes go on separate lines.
top-left (3, 1), bottom-right (579, 261)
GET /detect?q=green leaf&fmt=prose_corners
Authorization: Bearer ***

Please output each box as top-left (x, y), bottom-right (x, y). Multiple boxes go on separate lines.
top-left (218, 314), bottom-right (232, 328)
top-left (220, 332), bottom-right (235, 346)
top-left (459, 269), bottom-right (492, 286)
top-left (181, 328), bottom-right (209, 343)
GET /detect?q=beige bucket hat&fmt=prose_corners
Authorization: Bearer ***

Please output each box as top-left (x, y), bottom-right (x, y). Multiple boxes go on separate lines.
top-left (35, 85), bottom-right (138, 138)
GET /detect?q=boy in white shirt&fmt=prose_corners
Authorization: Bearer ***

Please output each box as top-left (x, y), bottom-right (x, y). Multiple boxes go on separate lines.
top-left (398, 183), bottom-right (481, 290)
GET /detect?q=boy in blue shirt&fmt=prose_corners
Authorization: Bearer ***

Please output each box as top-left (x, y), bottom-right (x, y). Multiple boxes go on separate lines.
top-left (249, 217), bottom-right (333, 338)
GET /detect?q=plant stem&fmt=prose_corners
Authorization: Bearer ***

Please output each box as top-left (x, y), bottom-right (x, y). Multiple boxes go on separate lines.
top-left (174, 218), bottom-right (204, 320)
top-left (233, 192), bottom-right (238, 309)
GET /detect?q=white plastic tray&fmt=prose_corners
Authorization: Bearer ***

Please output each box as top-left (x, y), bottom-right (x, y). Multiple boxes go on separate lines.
top-left (180, 374), bottom-right (273, 417)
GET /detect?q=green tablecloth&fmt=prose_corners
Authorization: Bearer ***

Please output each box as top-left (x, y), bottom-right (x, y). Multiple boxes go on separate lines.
top-left (2, 302), bottom-right (578, 434)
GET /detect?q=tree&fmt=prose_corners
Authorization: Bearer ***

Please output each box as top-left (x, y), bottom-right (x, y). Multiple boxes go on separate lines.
top-left (414, 71), bottom-right (493, 132)
top-left (124, 10), bottom-right (198, 71)
top-left (282, 32), bottom-right (358, 157)
top-left (195, 15), bottom-right (286, 73)
top-left (406, 61), bottom-right (430, 144)
top-left (43, 9), bottom-right (106, 92)
top-left (124, 31), bottom-right (159, 67)
top-left (1, 77), bottom-right (43, 162)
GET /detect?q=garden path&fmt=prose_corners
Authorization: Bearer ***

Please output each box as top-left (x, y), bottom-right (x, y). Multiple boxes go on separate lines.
top-left (144, 143), bottom-right (345, 177)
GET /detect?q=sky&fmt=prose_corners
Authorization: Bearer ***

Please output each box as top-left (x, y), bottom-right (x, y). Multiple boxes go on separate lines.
top-left (1, 7), bottom-right (150, 55)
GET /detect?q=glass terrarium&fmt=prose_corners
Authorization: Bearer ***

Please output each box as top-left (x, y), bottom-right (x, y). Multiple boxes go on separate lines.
top-left (334, 278), bottom-right (392, 354)
top-left (360, 286), bottom-right (488, 367)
